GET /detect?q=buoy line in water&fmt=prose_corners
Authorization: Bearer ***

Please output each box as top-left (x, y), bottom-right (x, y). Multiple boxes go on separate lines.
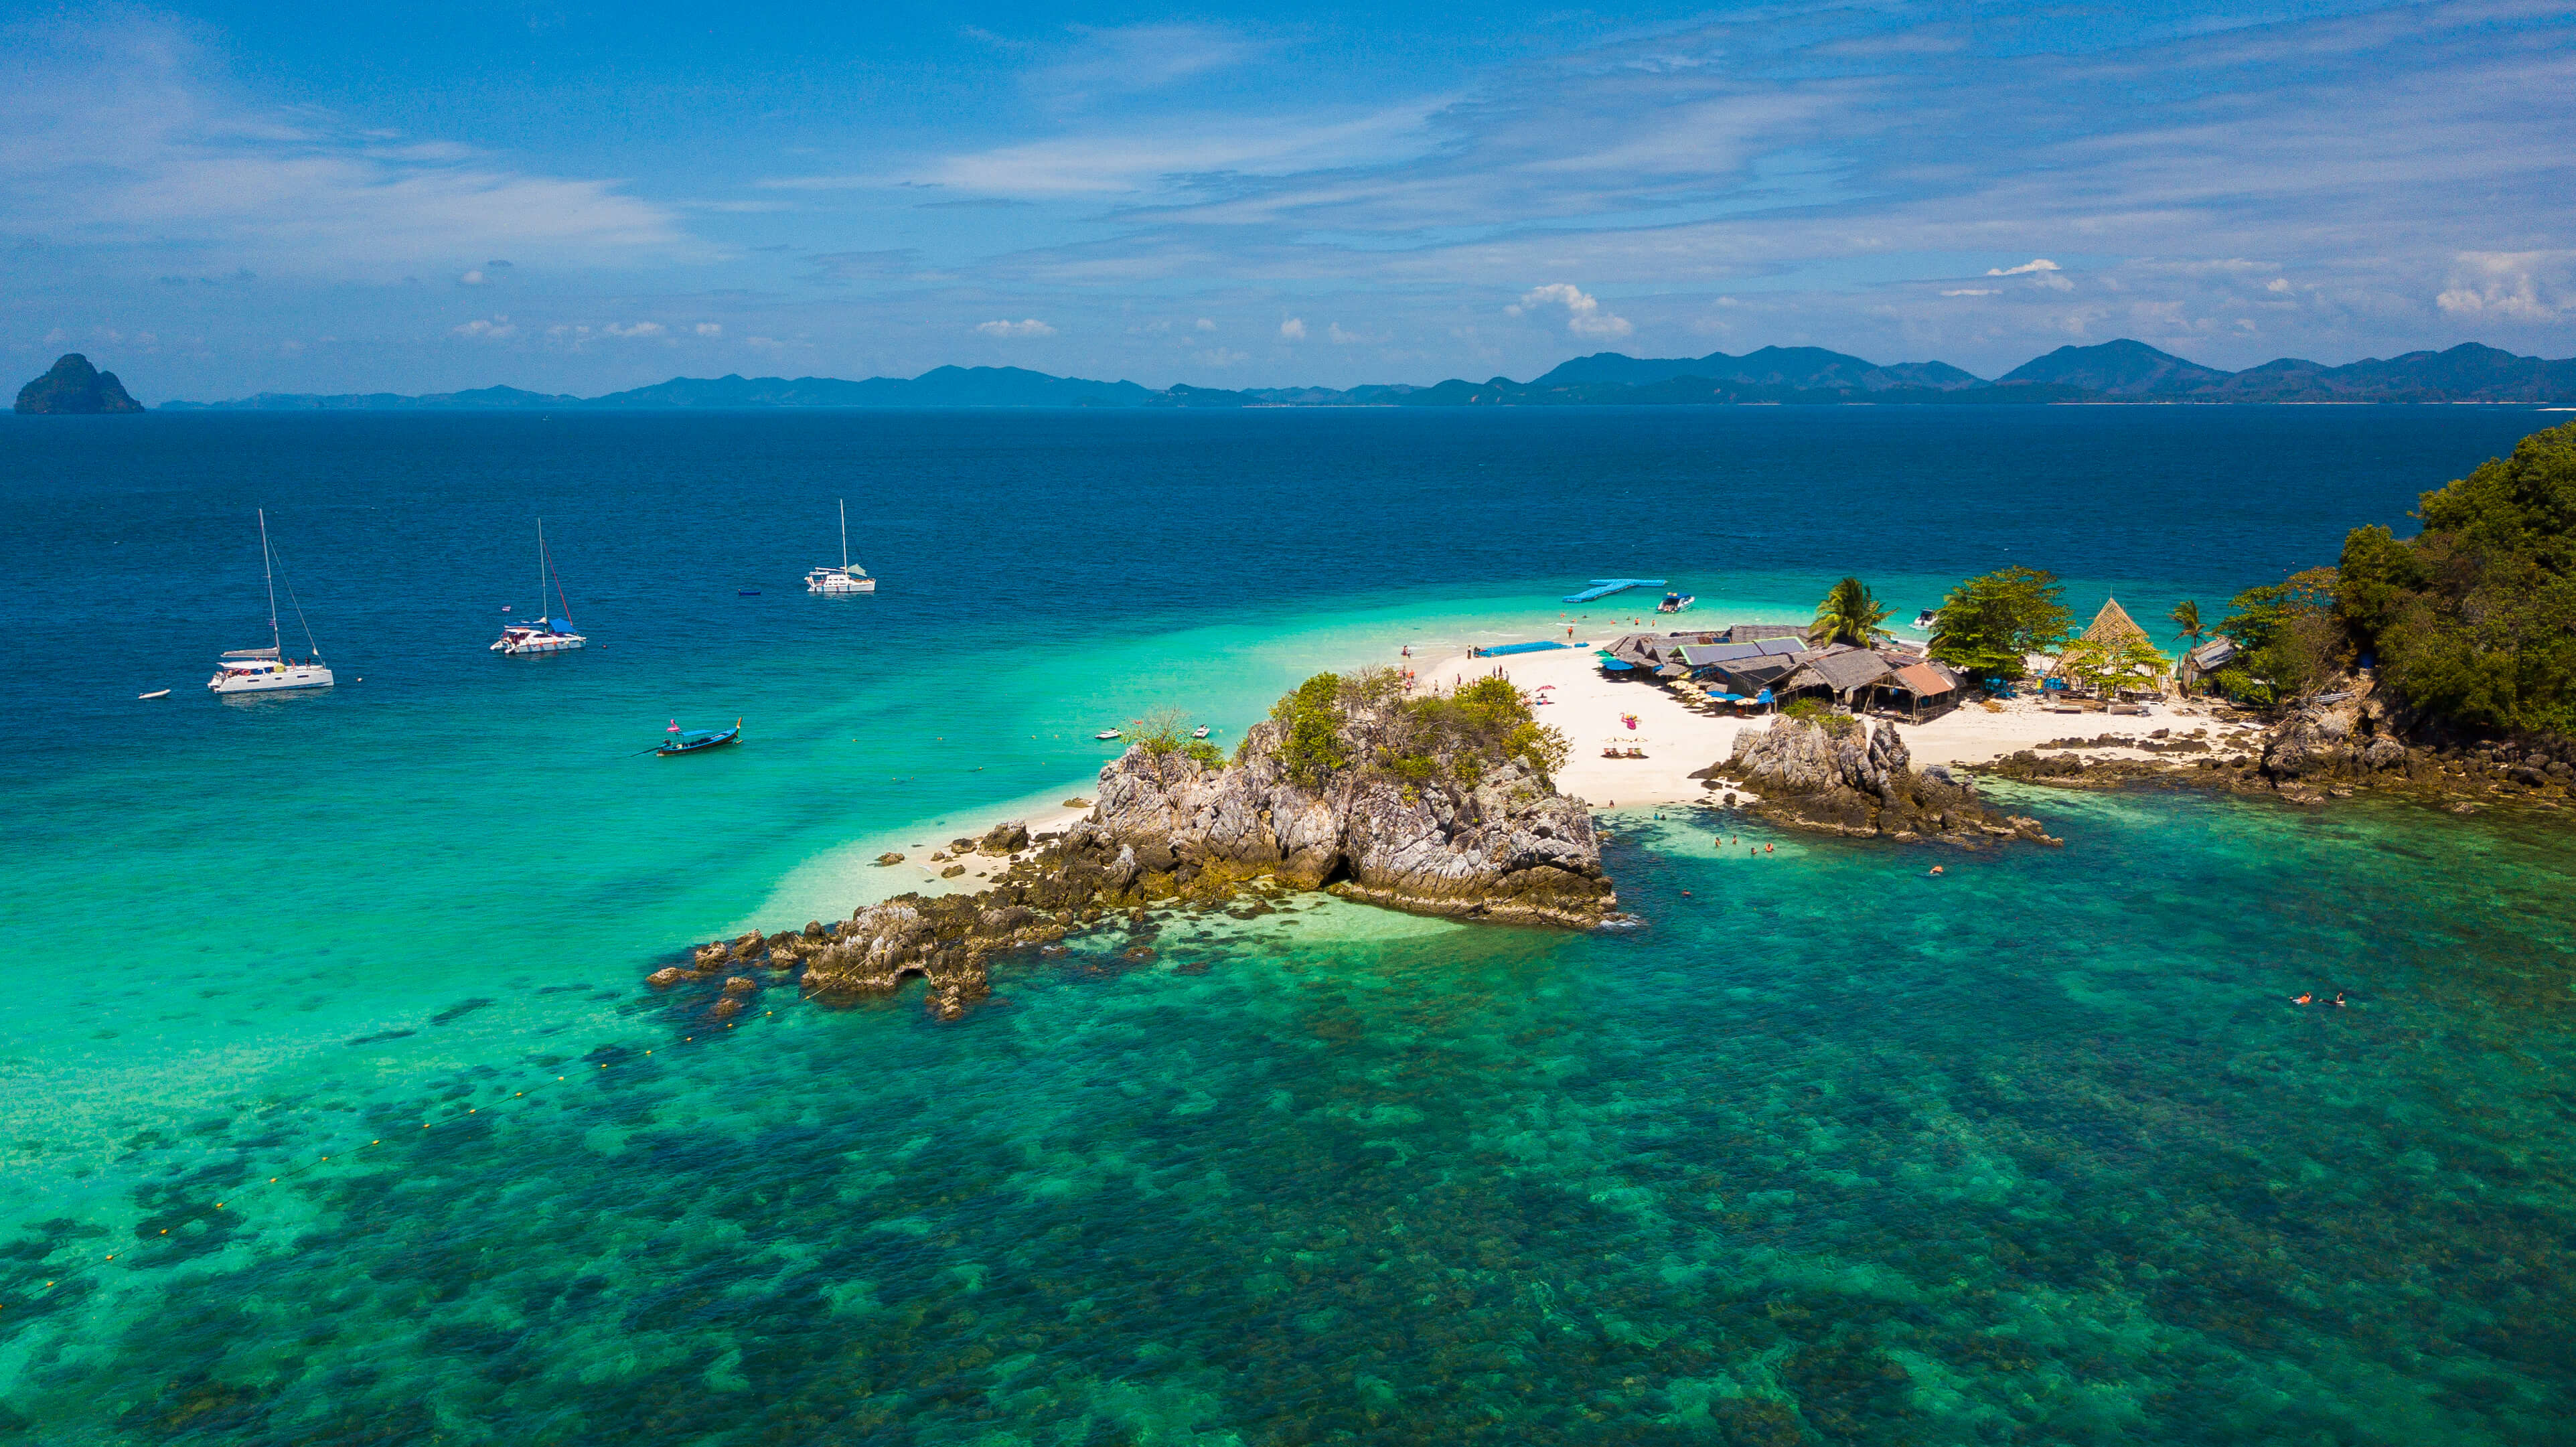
top-left (0, 1008), bottom-right (783, 1317)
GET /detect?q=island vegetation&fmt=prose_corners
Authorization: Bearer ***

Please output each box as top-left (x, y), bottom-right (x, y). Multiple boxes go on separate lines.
top-left (2196, 418), bottom-right (2575, 741)
top-left (14, 354), bottom-right (143, 414)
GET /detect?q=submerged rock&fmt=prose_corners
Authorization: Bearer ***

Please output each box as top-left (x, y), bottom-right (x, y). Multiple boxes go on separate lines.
top-left (873, 852), bottom-right (905, 866)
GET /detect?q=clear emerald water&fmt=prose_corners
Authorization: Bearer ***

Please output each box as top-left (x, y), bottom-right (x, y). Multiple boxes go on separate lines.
top-left (3, 406), bottom-right (2571, 1444)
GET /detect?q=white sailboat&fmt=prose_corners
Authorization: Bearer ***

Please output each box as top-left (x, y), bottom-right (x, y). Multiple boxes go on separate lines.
top-left (491, 519), bottom-right (587, 654)
top-left (806, 500), bottom-right (876, 594)
top-left (210, 509), bottom-right (335, 694)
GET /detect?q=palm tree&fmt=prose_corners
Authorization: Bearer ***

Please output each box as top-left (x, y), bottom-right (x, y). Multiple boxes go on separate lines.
top-left (1810, 576), bottom-right (1891, 649)
top-left (2169, 599), bottom-right (2204, 647)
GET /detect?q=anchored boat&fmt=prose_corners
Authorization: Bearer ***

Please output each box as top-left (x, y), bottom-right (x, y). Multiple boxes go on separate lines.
top-left (210, 509), bottom-right (335, 695)
top-left (658, 718), bottom-right (741, 756)
top-left (806, 499), bottom-right (877, 594)
top-left (1657, 591), bottom-right (1697, 614)
top-left (492, 519), bottom-right (587, 654)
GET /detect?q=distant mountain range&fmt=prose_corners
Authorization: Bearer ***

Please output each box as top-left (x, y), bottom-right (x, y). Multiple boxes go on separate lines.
top-left (157, 340), bottom-right (2576, 411)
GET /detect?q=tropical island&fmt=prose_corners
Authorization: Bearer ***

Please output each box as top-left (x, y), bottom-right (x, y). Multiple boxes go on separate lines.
top-left (655, 420), bottom-right (2574, 1021)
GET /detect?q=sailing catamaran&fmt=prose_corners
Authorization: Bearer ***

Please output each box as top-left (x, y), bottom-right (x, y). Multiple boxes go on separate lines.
top-left (806, 500), bottom-right (876, 594)
top-left (491, 519), bottom-right (587, 654)
top-left (210, 510), bottom-right (335, 694)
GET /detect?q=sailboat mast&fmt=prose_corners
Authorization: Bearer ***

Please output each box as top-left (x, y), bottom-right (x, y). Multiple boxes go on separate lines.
top-left (536, 518), bottom-right (547, 619)
top-left (839, 498), bottom-right (849, 570)
top-left (259, 508), bottom-right (282, 659)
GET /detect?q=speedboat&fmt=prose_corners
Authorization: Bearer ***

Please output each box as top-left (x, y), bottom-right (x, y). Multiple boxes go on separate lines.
top-left (1095, 729), bottom-right (1123, 741)
top-left (139, 689), bottom-right (170, 700)
top-left (1657, 591), bottom-right (1696, 614)
top-left (493, 520), bottom-right (587, 654)
top-left (1192, 725), bottom-right (1211, 739)
top-left (808, 500), bottom-right (877, 594)
top-left (210, 510), bottom-right (335, 694)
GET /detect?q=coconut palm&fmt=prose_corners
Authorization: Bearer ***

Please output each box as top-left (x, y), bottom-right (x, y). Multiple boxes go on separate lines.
top-left (2170, 598), bottom-right (2204, 646)
top-left (1810, 576), bottom-right (1891, 649)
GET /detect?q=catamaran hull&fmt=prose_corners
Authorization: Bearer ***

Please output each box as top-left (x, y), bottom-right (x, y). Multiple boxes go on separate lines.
top-left (210, 666), bottom-right (335, 694)
top-left (807, 575), bottom-right (875, 594)
top-left (491, 635), bottom-right (585, 654)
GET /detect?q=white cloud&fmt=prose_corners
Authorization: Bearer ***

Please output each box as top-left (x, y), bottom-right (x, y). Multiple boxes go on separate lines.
top-left (2266, 278), bottom-right (2292, 293)
top-left (0, 18), bottom-right (683, 275)
top-left (603, 321), bottom-right (665, 337)
top-left (1941, 288), bottom-right (1997, 297)
top-left (1195, 317), bottom-right (1217, 331)
top-left (1326, 323), bottom-right (1384, 345)
top-left (1986, 259), bottom-right (2062, 277)
top-left (2434, 251), bottom-right (2569, 321)
top-left (1278, 317), bottom-right (1307, 339)
top-left (451, 315), bottom-right (515, 339)
top-left (1510, 283), bottom-right (1631, 338)
top-left (974, 318), bottom-right (1057, 337)
top-left (694, 322), bottom-right (722, 335)
top-left (459, 269), bottom-right (487, 285)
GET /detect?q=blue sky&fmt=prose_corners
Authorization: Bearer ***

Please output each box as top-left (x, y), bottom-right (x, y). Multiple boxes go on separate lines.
top-left (6, 0), bottom-right (2573, 399)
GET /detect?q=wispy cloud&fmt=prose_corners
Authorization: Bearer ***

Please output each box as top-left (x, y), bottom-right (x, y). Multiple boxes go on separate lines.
top-left (975, 318), bottom-right (1056, 337)
top-left (0, 16), bottom-right (681, 275)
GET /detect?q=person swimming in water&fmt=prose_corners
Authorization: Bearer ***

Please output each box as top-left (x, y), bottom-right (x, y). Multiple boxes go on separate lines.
top-left (2293, 993), bottom-right (2313, 1005)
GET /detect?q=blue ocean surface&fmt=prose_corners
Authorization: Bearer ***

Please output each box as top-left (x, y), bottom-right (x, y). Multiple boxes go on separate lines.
top-left (2, 405), bottom-right (2571, 1444)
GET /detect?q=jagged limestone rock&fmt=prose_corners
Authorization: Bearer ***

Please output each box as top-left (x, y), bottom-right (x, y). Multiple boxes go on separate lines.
top-left (15, 354), bottom-right (143, 414)
top-left (1727, 714), bottom-right (2056, 844)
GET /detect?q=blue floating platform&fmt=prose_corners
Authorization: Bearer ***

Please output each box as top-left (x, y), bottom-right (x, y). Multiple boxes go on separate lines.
top-left (1479, 639), bottom-right (1570, 657)
top-left (1562, 578), bottom-right (1667, 603)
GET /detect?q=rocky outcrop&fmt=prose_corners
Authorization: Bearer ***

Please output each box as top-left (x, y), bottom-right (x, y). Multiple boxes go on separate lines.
top-left (1719, 714), bottom-right (2058, 845)
top-left (658, 696), bottom-right (1620, 1020)
top-left (15, 354), bottom-right (143, 414)
top-left (1077, 720), bottom-right (1613, 925)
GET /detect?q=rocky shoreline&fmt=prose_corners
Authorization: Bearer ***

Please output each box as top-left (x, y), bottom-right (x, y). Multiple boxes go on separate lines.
top-left (1979, 685), bottom-right (2575, 814)
top-left (1696, 712), bottom-right (2062, 846)
top-left (651, 684), bottom-right (1623, 1020)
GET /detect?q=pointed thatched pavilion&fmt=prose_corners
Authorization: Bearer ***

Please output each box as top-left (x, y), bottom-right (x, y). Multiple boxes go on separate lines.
top-left (2078, 597), bottom-right (2150, 650)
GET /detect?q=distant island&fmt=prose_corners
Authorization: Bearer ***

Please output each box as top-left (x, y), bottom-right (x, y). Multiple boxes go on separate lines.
top-left (157, 337), bottom-right (2576, 410)
top-left (15, 354), bottom-right (144, 414)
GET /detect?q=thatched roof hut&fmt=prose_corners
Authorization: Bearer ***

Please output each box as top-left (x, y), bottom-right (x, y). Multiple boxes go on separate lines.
top-left (2079, 597), bottom-right (2150, 649)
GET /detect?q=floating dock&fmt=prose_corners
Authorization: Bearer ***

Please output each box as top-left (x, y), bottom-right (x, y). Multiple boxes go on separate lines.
top-left (1562, 578), bottom-right (1666, 603)
top-left (1478, 639), bottom-right (1573, 657)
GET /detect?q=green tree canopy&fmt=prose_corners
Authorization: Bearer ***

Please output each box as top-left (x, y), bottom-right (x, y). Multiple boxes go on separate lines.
top-left (1927, 566), bottom-right (2072, 681)
top-left (1809, 576), bottom-right (1890, 649)
top-left (2336, 420), bottom-right (2576, 735)
top-left (2169, 598), bottom-right (2203, 644)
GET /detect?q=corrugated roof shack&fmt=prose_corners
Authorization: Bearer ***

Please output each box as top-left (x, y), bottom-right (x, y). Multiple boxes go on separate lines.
top-left (1878, 660), bottom-right (1965, 719)
top-left (1602, 630), bottom-right (1727, 679)
top-left (2177, 635), bottom-right (2237, 693)
top-left (1677, 638), bottom-right (1805, 700)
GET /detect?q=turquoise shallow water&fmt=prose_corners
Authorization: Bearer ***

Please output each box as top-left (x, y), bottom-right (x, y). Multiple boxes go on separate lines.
top-left (3, 407), bottom-right (2573, 1442)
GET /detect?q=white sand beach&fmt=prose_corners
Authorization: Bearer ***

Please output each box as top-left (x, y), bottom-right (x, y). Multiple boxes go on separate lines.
top-left (1416, 641), bottom-right (2245, 810)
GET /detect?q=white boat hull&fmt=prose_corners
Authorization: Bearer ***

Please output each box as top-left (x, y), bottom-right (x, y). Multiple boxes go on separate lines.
top-left (807, 570), bottom-right (875, 594)
top-left (491, 633), bottom-right (585, 654)
top-left (210, 664), bottom-right (335, 694)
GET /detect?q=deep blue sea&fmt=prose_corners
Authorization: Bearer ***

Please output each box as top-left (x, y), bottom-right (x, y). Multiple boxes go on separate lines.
top-left (3, 405), bottom-right (2572, 1445)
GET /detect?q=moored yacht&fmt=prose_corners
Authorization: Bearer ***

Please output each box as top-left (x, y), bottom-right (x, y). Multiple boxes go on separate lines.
top-left (210, 510), bottom-right (335, 695)
top-left (806, 499), bottom-right (876, 594)
top-left (493, 520), bottom-right (587, 654)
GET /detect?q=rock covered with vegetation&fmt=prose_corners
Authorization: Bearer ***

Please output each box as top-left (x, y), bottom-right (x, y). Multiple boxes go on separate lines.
top-left (1079, 670), bottom-right (1610, 925)
top-left (14, 354), bottom-right (143, 414)
top-left (656, 670), bottom-right (1614, 1019)
top-left (1720, 708), bottom-right (2058, 844)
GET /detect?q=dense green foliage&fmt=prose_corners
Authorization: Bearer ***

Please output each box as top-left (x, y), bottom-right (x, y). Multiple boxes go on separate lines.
top-left (2335, 421), bottom-right (2576, 735)
top-left (1809, 576), bottom-right (1890, 648)
top-left (1264, 669), bottom-right (1569, 792)
top-left (2169, 599), bottom-right (2203, 645)
top-left (1271, 673), bottom-right (1352, 787)
top-left (1128, 706), bottom-right (1229, 767)
top-left (2206, 568), bottom-right (2342, 704)
top-left (2056, 634), bottom-right (2172, 698)
top-left (1928, 566), bottom-right (2073, 680)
